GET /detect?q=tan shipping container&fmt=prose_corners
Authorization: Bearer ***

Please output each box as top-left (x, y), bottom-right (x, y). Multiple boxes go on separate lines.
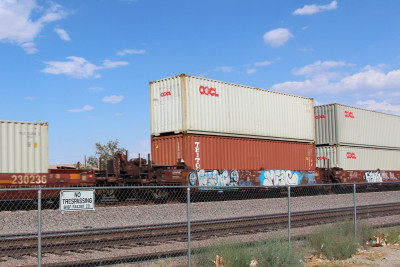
top-left (0, 120), bottom-right (48, 173)
top-left (151, 134), bottom-right (315, 171)
top-left (150, 74), bottom-right (315, 143)
top-left (316, 145), bottom-right (400, 170)
top-left (315, 103), bottom-right (400, 149)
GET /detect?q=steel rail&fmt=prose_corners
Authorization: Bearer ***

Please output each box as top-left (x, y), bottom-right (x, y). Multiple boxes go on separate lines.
top-left (1, 202), bottom-right (400, 263)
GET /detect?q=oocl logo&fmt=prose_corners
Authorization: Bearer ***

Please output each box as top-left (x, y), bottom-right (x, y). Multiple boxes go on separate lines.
top-left (347, 152), bottom-right (357, 159)
top-left (199, 86), bottom-right (219, 97)
top-left (160, 91), bottom-right (172, 97)
top-left (315, 115), bottom-right (326, 119)
top-left (317, 156), bottom-right (328, 160)
top-left (345, 111), bottom-right (355, 118)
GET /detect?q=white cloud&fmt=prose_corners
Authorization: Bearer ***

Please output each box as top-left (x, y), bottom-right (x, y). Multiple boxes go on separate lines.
top-left (263, 28), bottom-right (294, 47)
top-left (68, 105), bottom-right (94, 113)
top-left (115, 113), bottom-right (122, 117)
top-left (102, 59), bottom-right (129, 68)
top-left (340, 66), bottom-right (400, 91)
top-left (254, 60), bottom-right (272, 67)
top-left (217, 66), bottom-right (233, 72)
top-left (25, 96), bottom-right (36, 101)
top-left (293, 1), bottom-right (338, 15)
top-left (245, 60), bottom-right (273, 74)
top-left (314, 99), bottom-right (323, 106)
top-left (20, 42), bottom-right (38, 54)
top-left (0, 0), bottom-right (67, 53)
top-left (357, 100), bottom-right (400, 115)
top-left (293, 60), bottom-right (353, 76)
top-left (117, 48), bottom-right (146, 56)
top-left (42, 56), bottom-right (98, 79)
top-left (102, 95), bottom-right (124, 104)
top-left (42, 56), bottom-right (129, 79)
top-left (54, 28), bottom-right (70, 41)
top-left (271, 64), bottom-right (400, 97)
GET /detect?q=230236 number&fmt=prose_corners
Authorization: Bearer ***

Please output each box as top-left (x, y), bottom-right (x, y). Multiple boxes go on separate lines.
top-left (11, 175), bottom-right (47, 185)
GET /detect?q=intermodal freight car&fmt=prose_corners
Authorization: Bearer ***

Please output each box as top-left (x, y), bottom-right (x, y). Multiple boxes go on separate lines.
top-left (91, 152), bottom-right (400, 202)
top-left (1, 75), bottom-right (400, 204)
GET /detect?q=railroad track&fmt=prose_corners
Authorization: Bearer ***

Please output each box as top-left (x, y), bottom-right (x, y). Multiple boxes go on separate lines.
top-left (1, 202), bottom-right (400, 266)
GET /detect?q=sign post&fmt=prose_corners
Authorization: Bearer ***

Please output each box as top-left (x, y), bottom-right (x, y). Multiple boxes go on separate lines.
top-left (60, 189), bottom-right (95, 212)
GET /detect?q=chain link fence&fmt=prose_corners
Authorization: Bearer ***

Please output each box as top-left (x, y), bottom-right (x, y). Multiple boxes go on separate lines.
top-left (1, 182), bottom-right (400, 266)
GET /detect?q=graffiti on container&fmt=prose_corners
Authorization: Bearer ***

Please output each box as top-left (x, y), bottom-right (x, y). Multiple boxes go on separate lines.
top-left (188, 170), bottom-right (239, 187)
top-left (259, 170), bottom-right (316, 186)
top-left (365, 171), bottom-right (382, 183)
top-left (239, 180), bottom-right (253, 186)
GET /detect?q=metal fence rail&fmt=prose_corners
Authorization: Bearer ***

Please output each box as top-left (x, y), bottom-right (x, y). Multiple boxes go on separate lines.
top-left (1, 182), bottom-right (400, 266)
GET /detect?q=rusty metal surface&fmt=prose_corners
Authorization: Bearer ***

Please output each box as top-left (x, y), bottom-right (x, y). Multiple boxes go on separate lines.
top-left (152, 134), bottom-right (316, 171)
top-left (332, 169), bottom-right (400, 183)
top-left (0, 170), bottom-right (97, 200)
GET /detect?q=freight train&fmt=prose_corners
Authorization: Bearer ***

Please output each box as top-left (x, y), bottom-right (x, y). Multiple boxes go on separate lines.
top-left (1, 74), bottom-right (400, 203)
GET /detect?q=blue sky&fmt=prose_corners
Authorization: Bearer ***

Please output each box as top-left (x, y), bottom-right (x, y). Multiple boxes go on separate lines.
top-left (1, 0), bottom-right (399, 164)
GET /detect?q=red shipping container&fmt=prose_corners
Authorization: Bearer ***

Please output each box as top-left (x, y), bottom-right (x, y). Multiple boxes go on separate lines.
top-left (151, 134), bottom-right (315, 171)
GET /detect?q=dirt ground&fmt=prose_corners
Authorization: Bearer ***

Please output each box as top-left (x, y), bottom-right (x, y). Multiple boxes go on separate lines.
top-left (305, 244), bottom-right (400, 267)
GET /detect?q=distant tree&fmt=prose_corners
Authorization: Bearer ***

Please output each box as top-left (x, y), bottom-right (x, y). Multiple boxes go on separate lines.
top-left (92, 139), bottom-right (127, 170)
top-left (75, 156), bottom-right (99, 169)
top-left (86, 156), bottom-right (99, 168)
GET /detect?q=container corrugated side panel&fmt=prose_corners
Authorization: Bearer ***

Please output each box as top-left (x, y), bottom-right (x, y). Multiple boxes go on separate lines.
top-left (0, 121), bottom-right (48, 173)
top-left (150, 75), bottom-right (183, 136)
top-left (335, 104), bottom-right (400, 149)
top-left (315, 104), bottom-right (337, 145)
top-left (316, 146), bottom-right (338, 168)
top-left (150, 74), bottom-right (315, 142)
top-left (184, 75), bottom-right (315, 142)
top-left (316, 145), bottom-right (400, 170)
top-left (152, 134), bottom-right (315, 171)
top-left (316, 103), bottom-right (400, 148)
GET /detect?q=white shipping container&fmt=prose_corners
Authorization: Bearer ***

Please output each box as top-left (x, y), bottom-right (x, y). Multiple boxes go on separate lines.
top-left (150, 74), bottom-right (315, 143)
top-left (316, 145), bottom-right (400, 170)
top-left (0, 121), bottom-right (48, 173)
top-left (315, 103), bottom-right (400, 148)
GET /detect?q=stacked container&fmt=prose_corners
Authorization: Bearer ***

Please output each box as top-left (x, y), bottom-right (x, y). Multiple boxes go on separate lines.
top-left (315, 103), bottom-right (400, 170)
top-left (150, 74), bottom-right (316, 171)
top-left (0, 120), bottom-right (49, 173)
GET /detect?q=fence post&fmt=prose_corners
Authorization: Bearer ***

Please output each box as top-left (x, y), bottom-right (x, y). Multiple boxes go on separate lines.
top-left (288, 186), bottom-right (291, 248)
top-left (353, 183), bottom-right (357, 236)
top-left (187, 187), bottom-right (191, 267)
top-left (38, 189), bottom-right (42, 267)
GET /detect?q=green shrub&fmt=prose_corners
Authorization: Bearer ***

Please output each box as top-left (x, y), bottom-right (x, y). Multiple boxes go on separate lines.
top-left (386, 227), bottom-right (400, 244)
top-left (193, 242), bottom-right (251, 267)
top-left (308, 221), bottom-right (372, 260)
top-left (256, 238), bottom-right (303, 267)
top-left (193, 238), bottom-right (303, 267)
top-left (356, 222), bottom-right (374, 244)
